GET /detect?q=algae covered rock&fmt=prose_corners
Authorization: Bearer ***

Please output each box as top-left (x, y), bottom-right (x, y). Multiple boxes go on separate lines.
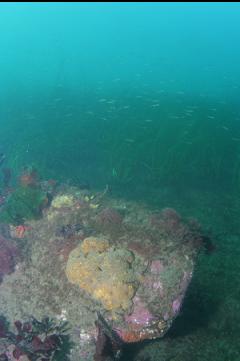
top-left (0, 235), bottom-right (19, 281)
top-left (51, 194), bottom-right (75, 209)
top-left (63, 202), bottom-right (202, 345)
top-left (0, 186), bottom-right (47, 225)
top-left (0, 186), bottom-right (203, 361)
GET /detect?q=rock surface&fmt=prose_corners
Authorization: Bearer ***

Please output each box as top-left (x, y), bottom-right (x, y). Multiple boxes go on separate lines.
top-left (0, 186), bottom-right (202, 360)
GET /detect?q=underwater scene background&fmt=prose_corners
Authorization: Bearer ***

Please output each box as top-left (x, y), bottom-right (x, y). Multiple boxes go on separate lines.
top-left (0, 2), bottom-right (240, 361)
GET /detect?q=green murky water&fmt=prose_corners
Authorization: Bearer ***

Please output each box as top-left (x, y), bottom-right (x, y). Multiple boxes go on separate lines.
top-left (1, 3), bottom-right (240, 360)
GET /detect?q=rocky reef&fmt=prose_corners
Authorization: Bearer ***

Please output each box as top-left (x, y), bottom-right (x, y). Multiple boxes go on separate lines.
top-left (0, 184), bottom-right (203, 360)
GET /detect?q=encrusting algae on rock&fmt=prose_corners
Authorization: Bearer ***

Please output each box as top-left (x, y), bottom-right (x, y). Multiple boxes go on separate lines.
top-left (46, 193), bottom-right (81, 222)
top-left (65, 236), bottom-right (138, 312)
top-left (51, 194), bottom-right (75, 209)
top-left (0, 182), bottom-right (203, 360)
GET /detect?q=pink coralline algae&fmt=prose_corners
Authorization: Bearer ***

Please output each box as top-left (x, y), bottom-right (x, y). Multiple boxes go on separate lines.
top-left (150, 260), bottom-right (164, 274)
top-left (0, 236), bottom-right (18, 282)
top-left (125, 296), bottom-right (155, 327)
top-left (180, 271), bottom-right (192, 291)
top-left (172, 298), bottom-right (183, 314)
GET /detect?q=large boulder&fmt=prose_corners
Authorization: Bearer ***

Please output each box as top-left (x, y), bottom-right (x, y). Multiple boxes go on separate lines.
top-left (0, 187), bottom-right (202, 360)
top-left (65, 204), bottom-right (201, 344)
